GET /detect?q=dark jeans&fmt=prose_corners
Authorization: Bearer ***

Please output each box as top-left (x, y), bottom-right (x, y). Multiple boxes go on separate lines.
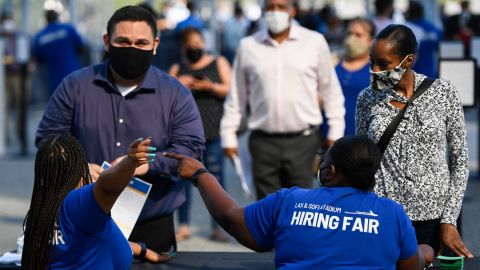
top-left (249, 130), bottom-right (317, 200)
top-left (412, 217), bottom-right (462, 256)
top-left (412, 219), bottom-right (441, 254)
top-left (178, 139), bottom-right (224, 228)
top-left (129, 213), bottom-right (176, 254)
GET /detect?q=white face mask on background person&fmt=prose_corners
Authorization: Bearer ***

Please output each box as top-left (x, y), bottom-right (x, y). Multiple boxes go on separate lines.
top-left (369, 55), bottom-right (411, 91)
top-left (2, 19), bottom-right (15, 32)
top-left (344, 35), bottom-right (370, 59)
top-left (264, 11), bottom-right (290, 34)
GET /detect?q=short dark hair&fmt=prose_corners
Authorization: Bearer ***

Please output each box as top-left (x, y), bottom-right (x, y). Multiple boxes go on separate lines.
top-left (374, 0), bottom-right (394, 15)
top-left (406, 1), bottom-right (424, 20)
top-left (327, 136), bottom-right (381, 192)
top-left (106, 5), bottom-right (158, 39)
top-left (180, 27), bottom-right (203, 45)
top-left (45, 10), bottom-right (59, 24)
top-left (187, 1), bottom-right (195, 12)
top-left (375, 24), bottom-right (418, 57)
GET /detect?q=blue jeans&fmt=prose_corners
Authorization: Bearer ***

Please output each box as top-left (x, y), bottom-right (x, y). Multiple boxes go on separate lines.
top-left (178, 139), bottom-right (224, 227)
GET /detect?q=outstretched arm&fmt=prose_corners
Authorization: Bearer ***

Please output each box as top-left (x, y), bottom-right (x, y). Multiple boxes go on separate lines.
top-left (164, 152), bottom-right (265, 252)
top-left (94, 138), bottom-right (154, 213)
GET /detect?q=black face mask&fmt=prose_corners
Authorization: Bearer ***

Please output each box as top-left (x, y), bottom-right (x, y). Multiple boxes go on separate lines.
top-left (185, 48), bottom-right (204, 63)
top-left (108, 45), bottom-right (154, 80)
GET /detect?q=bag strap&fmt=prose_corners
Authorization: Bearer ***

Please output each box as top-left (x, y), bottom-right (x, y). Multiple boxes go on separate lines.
top-left (377, 77), bottom-right (435, 155)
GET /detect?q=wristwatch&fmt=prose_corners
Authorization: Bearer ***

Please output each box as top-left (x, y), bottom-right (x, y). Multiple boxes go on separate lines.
top-left (191, 168), bottom-right (209, 187)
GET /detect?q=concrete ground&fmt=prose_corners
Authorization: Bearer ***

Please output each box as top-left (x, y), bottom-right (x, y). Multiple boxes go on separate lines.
top-left (0, 107), bottom-right (479, 256)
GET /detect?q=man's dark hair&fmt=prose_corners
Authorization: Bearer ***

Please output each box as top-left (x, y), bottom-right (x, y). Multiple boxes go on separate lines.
top-left (234, 1), bottom-right (243, 17)
top-left (374, 0), bottom-right (394, 16)
top-left (187, 1), bottom-right (195, 12)
top-left (45, 10), bottom-right (59, 24)
top-left (328, 136), bottom-right (381, 192)
top-left (376, 24), bottom-right (418, 57)
top-left (406, 1), bottom-right (424, 20)
top-left (22, 134), bottom-right (92, 269)
top-left (460, 1), bottom-right (470, 11)
top-left (107, 5), bottom-right (158, 39)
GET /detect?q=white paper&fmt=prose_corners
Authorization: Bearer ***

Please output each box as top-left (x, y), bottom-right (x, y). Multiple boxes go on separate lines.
top-left (101, 162), bottom-right (152, 239)
top-left (439, 60), bottom-right (476, 107)
top-left (0, 252), bottom-right (21, 266)
top-left (231, 154), bottom-right (253, 199)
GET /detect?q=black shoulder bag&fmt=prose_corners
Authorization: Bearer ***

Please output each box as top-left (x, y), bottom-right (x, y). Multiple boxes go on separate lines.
top-left (377, 77), bottom-right (435, 155)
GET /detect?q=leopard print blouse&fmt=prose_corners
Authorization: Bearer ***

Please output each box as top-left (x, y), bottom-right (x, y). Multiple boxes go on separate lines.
top-left (356, 72), bottom-right (468, 226)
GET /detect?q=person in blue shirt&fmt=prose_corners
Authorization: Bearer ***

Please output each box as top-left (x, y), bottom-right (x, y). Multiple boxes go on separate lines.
top-left (35, 6), bottom-right (205, 256)
top-left (22, 135), bottom-right (167, 269)
top-left (175, 1), bottom-right (204, 33)
top-left (165, 135), bottom-right (433, 270)
top-left (406, 1), bottom-right (442, 78)
top-left (335, 18), bottom-right (375, 136)
top-left (32, 9), bottom-right (84, 94)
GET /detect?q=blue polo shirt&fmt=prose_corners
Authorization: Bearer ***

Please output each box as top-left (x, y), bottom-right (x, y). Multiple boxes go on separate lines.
top-left (35, 61), bottom-right (205, 219)
top-left (244, 187), bottom-right (418, 270)
top-left (50, 184), bottom-right (132, 269)
top-left (32, 22), bottom-right (83, 92)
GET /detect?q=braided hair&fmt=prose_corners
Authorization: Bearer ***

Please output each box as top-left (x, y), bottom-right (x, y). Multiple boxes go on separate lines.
top-left (22, 134), bottom-right (92, 269)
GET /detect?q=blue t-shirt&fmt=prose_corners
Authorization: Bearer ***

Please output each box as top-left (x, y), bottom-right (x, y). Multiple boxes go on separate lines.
top-left (49, 184), bottom-right (132, 269)
top-left (244, 187), bottom-right (418, 270)
top-left (335, 62), bottom-right (370, 136)
top-left (32, 23), bottom-right (83, 92)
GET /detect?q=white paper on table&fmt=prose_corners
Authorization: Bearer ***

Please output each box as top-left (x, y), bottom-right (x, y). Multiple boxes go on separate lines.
top-left (101, 161), bottom-right (152, 239)
top-left (0, 252), bottom-right (21, 266)
top-left (231, 154), bottom-right (253, 199)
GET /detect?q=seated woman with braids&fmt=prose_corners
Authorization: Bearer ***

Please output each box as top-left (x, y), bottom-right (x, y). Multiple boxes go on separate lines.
top-left (21, 135), bottom-right (165, 269)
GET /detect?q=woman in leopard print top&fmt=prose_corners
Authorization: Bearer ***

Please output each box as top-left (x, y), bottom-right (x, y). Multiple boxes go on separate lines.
top-left (355, 24), bottom-right (473, 258)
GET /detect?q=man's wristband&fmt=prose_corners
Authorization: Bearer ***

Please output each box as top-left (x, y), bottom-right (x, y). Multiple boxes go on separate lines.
top-left (191, 168), bottom-right (209, 187)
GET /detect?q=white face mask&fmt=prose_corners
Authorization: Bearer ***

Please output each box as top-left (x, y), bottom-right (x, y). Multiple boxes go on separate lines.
top-left (2, 19), bottom-right (15, 32)
top-left (264, 11), bottom-right (290, 34)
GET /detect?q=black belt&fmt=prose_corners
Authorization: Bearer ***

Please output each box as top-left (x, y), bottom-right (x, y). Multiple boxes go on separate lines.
top-left (252, 126), bottom-right (318, 138)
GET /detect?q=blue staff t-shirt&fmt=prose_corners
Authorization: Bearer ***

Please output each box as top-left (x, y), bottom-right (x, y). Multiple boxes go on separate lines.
top-left (244, 187), bottom-right (418, 270)
top-left (32, 22), bottom-right (83, 92)
top-left (49, 184), bottom-right (132, 269)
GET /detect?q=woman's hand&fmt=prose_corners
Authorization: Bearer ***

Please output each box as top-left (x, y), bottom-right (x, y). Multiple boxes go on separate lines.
top-left (191, 77), bottom-right (214, 91)
top-left (178, 75), bottom-right (195, 89)
top-left (440, 223), bottom-right (474, 258)
top-left (163, 152), bottom-right (204, 179)
top-left (93, 137), bottom-right (155, 214)
top-left (125, 138), bottom-right (155, 168)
